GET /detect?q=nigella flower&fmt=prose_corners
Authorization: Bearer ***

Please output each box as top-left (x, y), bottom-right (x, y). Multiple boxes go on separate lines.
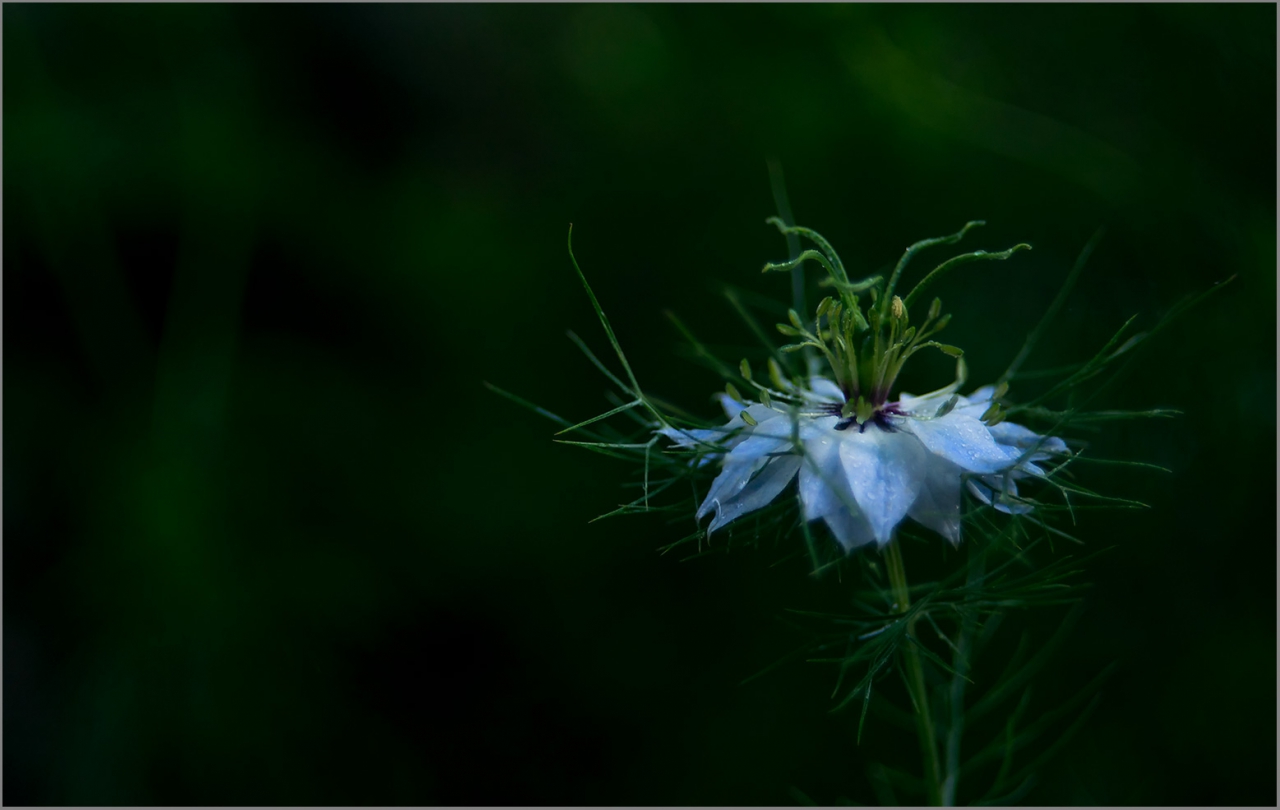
top-left (661, 377), bottom-right (1066, 551)
top-left (658, 218), bottom-right (1066, 552)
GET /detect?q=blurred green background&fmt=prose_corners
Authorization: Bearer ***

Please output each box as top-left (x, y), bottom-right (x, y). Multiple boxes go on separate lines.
top-left (5, 4), bottom-right (1275, 805)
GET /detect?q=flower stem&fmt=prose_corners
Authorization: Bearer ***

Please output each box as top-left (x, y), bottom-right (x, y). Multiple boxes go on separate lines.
top-left (884, 538), bottom-right (943, 806)
top-left (941, 544), bottom-right (984, 806)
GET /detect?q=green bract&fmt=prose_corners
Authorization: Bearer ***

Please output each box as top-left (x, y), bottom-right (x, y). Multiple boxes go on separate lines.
top-left (761, 217), bottom-right (1030, 423)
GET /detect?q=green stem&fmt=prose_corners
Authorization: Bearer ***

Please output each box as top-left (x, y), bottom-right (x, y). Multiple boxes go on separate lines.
top-left (884, 538), bottom-right (943, 806)
top-left (941, 544), bottom-right (984, 806)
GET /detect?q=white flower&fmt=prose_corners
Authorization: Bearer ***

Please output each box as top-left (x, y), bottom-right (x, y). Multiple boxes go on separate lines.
top-left (648, 217), bottom-right (1054, 552)
top-left (660, 378), bottom-right (1066, 552)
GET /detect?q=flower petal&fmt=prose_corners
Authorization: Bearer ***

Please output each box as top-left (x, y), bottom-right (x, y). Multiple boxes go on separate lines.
top-left (656, 426), bottom-right (728, 450)
top-left (823, 507), bottom-right (877, 552)
top-left (967, 385), bottom-right (996, 404)
top-left (905, 412), bottom-right (1021, 474)
top-left (725, 432), bottom-right (791, 465)
top-left (706, 454), bottom-right (802, 534)
top-left (805, 377), bottom-right (846, 404)
top-left (697, 458), bottom-right (766, 520)
top-left (966, 474), bottom-right (1034, 515)
top-left (900, 390), bottom-right (975, 418)
top-left (797, 418), bottom-right (846, 521)
top-left (838, 428), bottom-right (927, 545)
top-left (908, 458), bottom-right (964, 546)
top-left (730, 403), bottom-right (785, 430)
top-left (698, 426), bottom-right (795, 521)
top-left (694, 405), bottom-right (802, 522)
top-left (988, 421), bottom-right (1068, 459)
top-left (716, 393), bottom-right (748, 419)
top-left (796, 418), bottom-right (879, 552)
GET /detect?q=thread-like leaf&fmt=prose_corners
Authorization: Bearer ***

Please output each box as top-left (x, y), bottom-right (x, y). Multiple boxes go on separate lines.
top-left (902, 244), bottom-right (1032, 311)
top-left (883, 220), bottom-right (986, 309)
top-left (567, 225), bottom-right (666, 425)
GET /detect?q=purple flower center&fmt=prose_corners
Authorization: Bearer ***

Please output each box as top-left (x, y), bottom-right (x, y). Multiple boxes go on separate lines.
top-left (825, 402), bottom-right (906, 433)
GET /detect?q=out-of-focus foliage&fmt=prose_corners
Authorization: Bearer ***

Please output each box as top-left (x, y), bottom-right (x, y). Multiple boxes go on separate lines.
top-left (5, 5), bottom-right (1274, 805)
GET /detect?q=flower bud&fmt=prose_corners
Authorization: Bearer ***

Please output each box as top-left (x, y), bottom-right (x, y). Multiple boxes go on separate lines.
top-left (767, 358), bottom-right (786, 389)
top-left (981, 402), bottom-right (1006, 426)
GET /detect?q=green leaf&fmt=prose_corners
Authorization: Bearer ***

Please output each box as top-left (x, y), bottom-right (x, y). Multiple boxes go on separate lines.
top-left (567, 225), bottom-right (666, 425)
top-left (554, 399), bottom-right (643, 436)
top-left (967, 603), bottom-right (1083, 723)
top-left (765, 216), bottom-right (850, 282)
top-left (882, 220), bottom-right (986, 308)
top-left (1000, 227), bottom-right (1104, 385)
top-left (763, 248), bottom-right (840, 282)
top-left (902, 243), bottom-right (1032, 310)
top-left (483, 381), bottom-right (575, 430)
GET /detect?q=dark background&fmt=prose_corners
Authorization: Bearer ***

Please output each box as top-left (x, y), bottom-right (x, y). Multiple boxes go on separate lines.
top-left (5, 4), bottom-right (1275, 806)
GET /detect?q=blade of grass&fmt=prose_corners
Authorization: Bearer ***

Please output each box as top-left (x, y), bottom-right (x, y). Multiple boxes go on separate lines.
top-left (568, 225), bottom-right (666, 425)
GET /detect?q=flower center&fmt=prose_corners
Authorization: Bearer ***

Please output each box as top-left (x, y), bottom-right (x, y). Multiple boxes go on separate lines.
top-left (775, 288), bottom-right (965, 416)
top-left (762, 220), bottom-right (1027, 418)
top-left (825, 401), bottom-right (905, 433)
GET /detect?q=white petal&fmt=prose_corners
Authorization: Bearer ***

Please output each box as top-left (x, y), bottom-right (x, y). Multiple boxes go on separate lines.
top-left (697, 428), bottom-right (794, 520)
top-left (656, 426), bottom-right (725, 449)
top-left (697, 459), bottom-right (765, 520)
top-left (988, 421), bottom-right (1068, 458)
top-left (797, 418), bottom-right (847, 521)
top-left (895, 391), bottom-right (925, 411)
top-left (900, 391), bottom-right (975, 418)
top-left (908, 458), bottom-right (964, 546)
top-left (952, 399), bottom-right (991, 420)
top-left (796, 418), bottom-right (878, 551)
top-left (823, 507), bottom-right (877, 552)
top-left (725, 432), bottom-right (791, 465)
top-left (732, 403), bottom-right (785, 429)
top-left (966, 475), bottom-right (1034, 515)
top-left (805, 377), bottom-right (846, 404)
top-left (715, 393), bottom-right (748, 419)
top-left (967, 385), bottom-right (996, 404)
top-left (706, 454), bottom-right (802, 534)
top-left (905, 413), bottom-right (1021, 474)
top-left (838, 428), bottom-right (927, 545)
top-left (709, 403), bottom-right (787, 439)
